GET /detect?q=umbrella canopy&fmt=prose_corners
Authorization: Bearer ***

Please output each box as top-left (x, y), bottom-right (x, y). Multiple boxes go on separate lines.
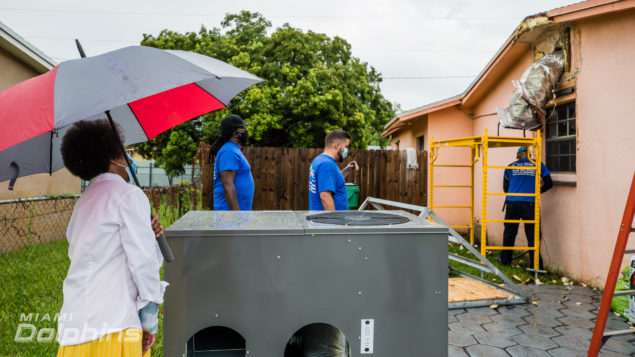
top-left (0, 45), bottom-right (263, 184)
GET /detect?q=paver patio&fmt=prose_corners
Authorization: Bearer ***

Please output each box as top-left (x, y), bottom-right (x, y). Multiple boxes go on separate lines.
top-left (449, 285), bottom-right (635, 356)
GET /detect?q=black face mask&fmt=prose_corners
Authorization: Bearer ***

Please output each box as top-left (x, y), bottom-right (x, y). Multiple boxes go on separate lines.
top-left (238, 131), bottom-right (248, 145)
top-left (337, 151), bottom-right (344, 163)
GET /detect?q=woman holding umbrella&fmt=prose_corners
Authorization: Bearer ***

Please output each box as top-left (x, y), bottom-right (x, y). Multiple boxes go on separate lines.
top-left (56, 119), bottom-right (168, 357)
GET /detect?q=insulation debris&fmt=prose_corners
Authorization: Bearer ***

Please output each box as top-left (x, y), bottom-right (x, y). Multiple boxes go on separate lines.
top-left (497, 50), bottom-right (565, 130)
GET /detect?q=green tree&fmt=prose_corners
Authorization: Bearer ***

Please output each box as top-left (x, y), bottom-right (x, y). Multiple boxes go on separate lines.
top-left (135, 11), bottom-right (395, 176)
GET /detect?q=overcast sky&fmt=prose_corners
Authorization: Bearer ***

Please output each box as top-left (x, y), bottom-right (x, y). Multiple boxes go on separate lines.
top-left (1, 0), bottom-right (576, 112)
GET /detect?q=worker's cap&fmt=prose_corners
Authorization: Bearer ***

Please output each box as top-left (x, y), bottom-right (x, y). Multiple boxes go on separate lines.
top-left (220, 114), bottom-right (250, 130)
top-left (517, 146), bottom-right (528, 154)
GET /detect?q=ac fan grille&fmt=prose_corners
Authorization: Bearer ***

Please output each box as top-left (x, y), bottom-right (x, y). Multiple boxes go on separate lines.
top-left (305, 211), bottom-right (410, 226)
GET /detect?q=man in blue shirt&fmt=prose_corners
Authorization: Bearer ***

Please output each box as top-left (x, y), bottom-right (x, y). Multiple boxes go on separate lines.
top-left (500, 146), bottom-right (553, 268)
top-left (210, 114), bottom-right (254, 210)
top-left (309, 130), bottom-right (359, 210)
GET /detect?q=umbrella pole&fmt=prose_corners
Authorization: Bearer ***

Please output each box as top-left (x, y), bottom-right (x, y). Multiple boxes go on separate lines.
top-left (105, 110), bottom-right (174, 263)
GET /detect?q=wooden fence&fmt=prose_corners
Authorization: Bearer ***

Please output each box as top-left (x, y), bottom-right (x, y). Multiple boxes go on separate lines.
top-left (197, 145), bottom-right (428, 210)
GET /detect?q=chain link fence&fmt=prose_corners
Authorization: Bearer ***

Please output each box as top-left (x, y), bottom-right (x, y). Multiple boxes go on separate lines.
top-left (0, 196), bottom-right (77, 356)
top-left (82, 161), bottom-right (202, 191)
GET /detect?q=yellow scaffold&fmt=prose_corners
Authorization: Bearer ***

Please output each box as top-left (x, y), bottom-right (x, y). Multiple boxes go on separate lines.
top-left (430, 128), bottom-right (543, 271)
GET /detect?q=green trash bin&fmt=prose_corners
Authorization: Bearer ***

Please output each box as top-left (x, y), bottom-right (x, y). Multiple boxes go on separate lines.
top-left (345, 183), bottom-right (360, 210)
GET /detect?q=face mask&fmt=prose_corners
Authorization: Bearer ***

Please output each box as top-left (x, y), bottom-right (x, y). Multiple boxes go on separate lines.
top-left (238, 131), bottom-right (249, 145)
top-left (125, 154), bottom-right (137, 181)
top-left (338, 146), bottom-right (349, 163)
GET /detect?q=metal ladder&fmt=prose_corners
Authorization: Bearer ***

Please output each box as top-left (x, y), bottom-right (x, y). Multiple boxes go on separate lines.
top-left (588, 172), bottom-right (635, 356)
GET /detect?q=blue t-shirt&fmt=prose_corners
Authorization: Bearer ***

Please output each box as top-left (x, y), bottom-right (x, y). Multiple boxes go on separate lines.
top-left (308, 154), bottom-right (348, 210)
top-left (213, 142), bottom-right (254, 210)
top-left (504, 158), bottom-right (551, 202)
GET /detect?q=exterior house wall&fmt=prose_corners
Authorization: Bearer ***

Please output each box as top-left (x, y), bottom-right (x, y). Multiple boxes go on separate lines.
top-left (566, 9), bottom-right (635, 285)
top-left (386, 6), bottom-right (635, 286)
top-left (389, 115), bottom-right (427, 151)
top-left (427, 107), bottom-right (472, 227)
top-left (466, 11), bottom-right (635, 285)
top-left (0, 47), bottom-right (80, 200)
top-left (0, 47), bottom-right (38, 90)
top-left (469, 50), bottom-right (536, 249)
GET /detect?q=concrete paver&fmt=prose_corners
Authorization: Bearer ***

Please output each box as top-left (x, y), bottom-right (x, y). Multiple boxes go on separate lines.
top-left (465, 344), bottom-right (511, 357)
top-left (481, 322), bottom-right (522, 336)
top-left (447, 285), bottom-right (635, 356)
top-left (513, 333), bottom-right (559, 350)
top-left (473, 331), bottom-right (517, 348)
top-left (517, 323), bottom-right (561, 337)
top-left (505, 344), bottom-right (551, 357)
top-left (448, 330), bottom-right (478, 347)
top-left (549, 334), bottom-right (588, 351)
top-left (448, 344), bottom-right (470, 357)
top-left (546, 347), bottom-right (586, 357)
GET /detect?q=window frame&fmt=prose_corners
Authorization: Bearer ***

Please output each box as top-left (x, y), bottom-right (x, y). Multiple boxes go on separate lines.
top-left (545, 100), bottom-right (576, 173)
top-left (417, 135), bottom-right (425, 152)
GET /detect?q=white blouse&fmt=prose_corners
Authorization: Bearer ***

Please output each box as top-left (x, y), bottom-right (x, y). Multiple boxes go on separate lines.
top-left (57, 173), bottom-right (168, 345)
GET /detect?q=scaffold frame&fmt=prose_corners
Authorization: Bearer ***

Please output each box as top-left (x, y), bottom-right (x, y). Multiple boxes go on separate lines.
top-left (430, 128), bottom-right (543, 271)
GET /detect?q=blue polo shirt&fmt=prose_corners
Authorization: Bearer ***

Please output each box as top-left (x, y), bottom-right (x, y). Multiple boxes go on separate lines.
top-left (504, 158), bottom-right (550, 202)
top-left (213, 142), bottom-right (254, 210)
top-left (309, 154), bottom-right (348, 210)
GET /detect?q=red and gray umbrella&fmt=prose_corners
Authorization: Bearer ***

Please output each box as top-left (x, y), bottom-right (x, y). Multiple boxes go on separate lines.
top-left (0, 45), bottom-right (263, 185)
top-left (0, 45), bottom-right (263, 262)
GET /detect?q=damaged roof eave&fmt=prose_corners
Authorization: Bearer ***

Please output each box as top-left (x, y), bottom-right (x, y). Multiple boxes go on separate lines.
top-left (461, 14), bottom-right (551, 108)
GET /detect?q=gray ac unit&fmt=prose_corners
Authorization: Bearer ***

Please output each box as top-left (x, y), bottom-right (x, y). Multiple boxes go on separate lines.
top-left (164, 210), bottom-right (448, 356)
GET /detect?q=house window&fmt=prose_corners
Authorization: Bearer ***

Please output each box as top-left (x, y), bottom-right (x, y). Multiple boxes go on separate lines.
top-left (546, 101), bottom-right (576, 172)
top-left (417, 135), bottom-right (425, 152)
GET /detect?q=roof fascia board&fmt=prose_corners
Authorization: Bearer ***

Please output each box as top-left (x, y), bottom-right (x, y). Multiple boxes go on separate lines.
top-left (551, 0), bottom-right (635, 22)
top-left (400, 98), bottom-right (461, 122)
top-left (549, 0), bottom-right (622, 17)
top-left (382, 123), bottom-right (406, 137)
top-left (461, 41), bottom-right (531, 108)
top-left (0, 21), bottom-right (56, 73)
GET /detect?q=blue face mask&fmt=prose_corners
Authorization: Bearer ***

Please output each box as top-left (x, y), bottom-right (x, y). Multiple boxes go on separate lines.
top-left (125, 154), bottom-right (137, 181)
top-left (342, 147), bottom-right (349, 159)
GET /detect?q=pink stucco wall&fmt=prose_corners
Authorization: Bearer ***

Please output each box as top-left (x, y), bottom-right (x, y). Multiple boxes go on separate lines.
top-left (565, 9), bottom-right (635, 285)
top-left (469, 10), bottom-right (635, 285)
top-left (470, 53), bottom-right (536, 246)
top-left (427, 107), bottom-right (473, 227)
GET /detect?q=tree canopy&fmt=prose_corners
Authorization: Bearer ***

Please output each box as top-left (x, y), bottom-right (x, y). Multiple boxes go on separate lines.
top-left (136, 11), bottom-right (395, 176)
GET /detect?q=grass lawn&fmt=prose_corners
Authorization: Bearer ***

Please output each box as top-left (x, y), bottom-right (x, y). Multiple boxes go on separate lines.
top-left (0, 239), bottom-right (69, 356)
top-left (448, 242), bottom-right (574, 286)
top-left (0, 239), bottom-right (167, 357)
top-left (0, 189), bottom-right (199, 356)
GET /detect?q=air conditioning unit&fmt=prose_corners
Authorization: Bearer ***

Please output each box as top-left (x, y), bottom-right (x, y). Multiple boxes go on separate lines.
top-left (164, 210), bottom-right (448, 356)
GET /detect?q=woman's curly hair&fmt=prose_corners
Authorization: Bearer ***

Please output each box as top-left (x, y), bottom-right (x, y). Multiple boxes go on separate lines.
top-left (61, 119), bottom-right (124, 181)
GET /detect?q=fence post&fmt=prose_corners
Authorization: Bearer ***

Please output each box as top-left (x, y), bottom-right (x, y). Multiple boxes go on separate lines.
top-left (149, 162), bottom-right (153, 187)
